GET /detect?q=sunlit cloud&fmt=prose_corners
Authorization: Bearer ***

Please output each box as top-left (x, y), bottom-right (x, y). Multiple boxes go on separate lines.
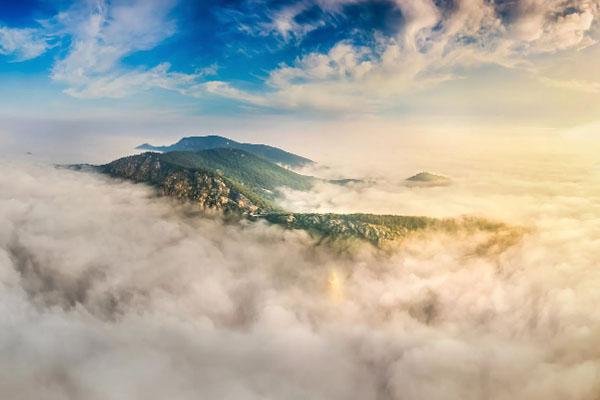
top-left (2, 135), bottom-right (600, 398)
top-left (223, 0), bottom-right (600, 111)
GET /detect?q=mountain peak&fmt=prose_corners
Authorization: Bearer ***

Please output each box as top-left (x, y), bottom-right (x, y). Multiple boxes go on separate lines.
top-left (135, 135), bottom-right (313, 167)
top-left (406, 172), bottom-right (451, 186)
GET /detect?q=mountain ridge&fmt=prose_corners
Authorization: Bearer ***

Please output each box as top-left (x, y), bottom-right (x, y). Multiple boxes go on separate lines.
top-left (71, 140), bottom-right (519, 247)
top-left (136, 135), bottom-right (313, 168)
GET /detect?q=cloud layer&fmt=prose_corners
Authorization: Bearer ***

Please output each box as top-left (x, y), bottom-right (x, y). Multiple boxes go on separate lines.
top-left (2, 146), bottom-right (600, 399)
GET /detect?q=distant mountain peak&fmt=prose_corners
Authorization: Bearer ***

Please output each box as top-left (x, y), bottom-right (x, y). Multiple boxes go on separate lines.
top-left (406, 171), bottom-right (451, 187)
top-left (136, 135), bottom-right (313, 168)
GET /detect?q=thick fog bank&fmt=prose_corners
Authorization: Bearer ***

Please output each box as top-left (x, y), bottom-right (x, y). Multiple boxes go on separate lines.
top-left (2, 161), bottom-right (600, 400)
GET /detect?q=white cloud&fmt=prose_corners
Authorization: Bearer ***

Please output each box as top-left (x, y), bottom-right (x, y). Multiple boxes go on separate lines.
top-left (198, 80), bottom-right (269, 105)
top-left (0, 26), bottom-right (51, 61)
top-left (62, 62), bottom-right (199, 99)
top-left (216, 0), bottom-right (600, 112)
top-left (262, 2), bottom-right (324, 41)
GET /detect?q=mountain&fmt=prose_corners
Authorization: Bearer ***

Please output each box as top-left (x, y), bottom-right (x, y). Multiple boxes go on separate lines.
top-left (98, 148), bottom-right (315, 213)
top-left (406, 172), bottom-right (451, 187)
top-left (136, 135), bottom-right (313, 168)
top-left (79, 149), bottom-right (517, 247)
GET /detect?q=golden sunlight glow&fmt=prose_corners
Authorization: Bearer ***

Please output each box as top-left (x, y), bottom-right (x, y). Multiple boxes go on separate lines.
top-left (328, 268), bottom-right (344, 303)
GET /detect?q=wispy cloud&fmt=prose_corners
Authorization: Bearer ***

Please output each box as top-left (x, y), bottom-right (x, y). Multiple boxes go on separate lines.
top-left (0, 26), bottom-right (52, 61)
top-left (61, 63), bottom-right (198, 99)
top-left (539, 76), bottom-right (600, 94)
top-left (261, 2), bottom-right (322, 41)
top-left (49, 0), bottom-right (183, 96)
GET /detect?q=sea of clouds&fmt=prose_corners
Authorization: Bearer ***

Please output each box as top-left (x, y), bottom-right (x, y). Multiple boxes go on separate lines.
top-left (1, 138), bottom-right (600, 399)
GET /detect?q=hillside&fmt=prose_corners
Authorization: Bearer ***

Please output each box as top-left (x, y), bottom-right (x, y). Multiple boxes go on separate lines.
top-left (262, 213), bottom-right (516, 246)
top-left (98, 148), bottom-right (315, 213)
top-left (136, 135), bottom-right (313, 167)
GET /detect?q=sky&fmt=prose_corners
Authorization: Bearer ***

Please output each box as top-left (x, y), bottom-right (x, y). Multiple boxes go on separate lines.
top-left (0, 0), bottom-right (599, 161)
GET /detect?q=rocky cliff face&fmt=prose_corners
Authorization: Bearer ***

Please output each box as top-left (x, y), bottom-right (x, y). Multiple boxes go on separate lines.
top-left (100, 153), bottom-right (260, 214)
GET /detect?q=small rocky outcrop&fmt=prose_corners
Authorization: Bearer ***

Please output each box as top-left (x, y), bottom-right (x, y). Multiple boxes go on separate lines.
top-left (405, 172), bottom-right (451, 187)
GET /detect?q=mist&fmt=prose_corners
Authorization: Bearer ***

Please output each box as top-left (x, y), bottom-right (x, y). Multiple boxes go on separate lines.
top-left (2, 133), bottom-right (600, 399)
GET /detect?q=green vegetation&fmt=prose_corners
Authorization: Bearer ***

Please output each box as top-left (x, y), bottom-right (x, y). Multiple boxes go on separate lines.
top-left (100, 148), bottom-right (315, 212)
top-left (159, 148), bottom-right (315, 194)
top-left (262, 213), bottom-right (514, 245)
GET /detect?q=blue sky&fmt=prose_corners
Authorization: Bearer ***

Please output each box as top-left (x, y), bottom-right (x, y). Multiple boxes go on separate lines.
top-left (0, 0), bottom-right (599, 137)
